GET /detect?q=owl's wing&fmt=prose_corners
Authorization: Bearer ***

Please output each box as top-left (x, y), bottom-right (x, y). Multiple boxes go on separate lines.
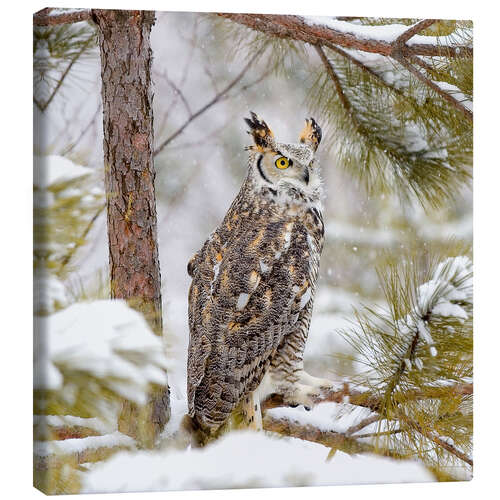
top-left (187, 218), bottom-right (314, 430)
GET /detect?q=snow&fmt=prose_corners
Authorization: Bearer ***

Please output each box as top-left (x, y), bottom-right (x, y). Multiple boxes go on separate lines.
top-left (394, 256), bottom-right (473, 358)
top-left (302, 17), bottom-right (469, 49)
top-left (267, 401), bottom-right (374, 434)
top-left (417, 256), bottom-right (472, 319)
top-left (33, 300), bottom-right (169, 405)
top-left (33, 271), bottom-right (69, 314)
top-left (82, 431), bottom-right (433, 493)
top-left (46, 8), bottom-right (89, 17)
top-left (34, 415), bottom-right (112, 434)
top-left (432, 301), bottom-right (468, 319)
top-left (402, 122), bottom-right (429, 153)
top-left (34, 155), bottom-right (93, 189)
top-left (434, 81), bottom-right (473, 111)
top-left (304, 17), bottom-right (411, 43)
top-left (34, 431), bottom-right (134, 458)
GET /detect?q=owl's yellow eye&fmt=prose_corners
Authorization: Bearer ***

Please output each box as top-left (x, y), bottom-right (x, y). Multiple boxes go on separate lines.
top-left (275, 157), bottom-right (290, 169)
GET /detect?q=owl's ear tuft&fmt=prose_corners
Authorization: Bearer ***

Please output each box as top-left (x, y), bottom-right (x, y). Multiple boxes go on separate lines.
top-left (299, 118), bottom-right (322, 152)
top-left (244, 111), bottom-right (274, 151)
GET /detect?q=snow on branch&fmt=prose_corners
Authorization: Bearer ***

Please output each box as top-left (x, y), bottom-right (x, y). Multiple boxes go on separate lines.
top-left (81, 431), bottom-right (433, 493)
top-left (34, 431), bottom-right (135, 470)
top-left (34, 300), bottom-right (169, 406)
top-left (259, 252), bottom-right (473, 473)
top-left (396, 255), bottom-right (472, 363)
top-left (218, 14), bottom-right (472, 58)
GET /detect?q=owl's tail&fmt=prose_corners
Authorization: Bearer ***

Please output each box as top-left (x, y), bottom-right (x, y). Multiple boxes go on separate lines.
top-left (180, 414), bottom-right (222, 448)
top-left (181, 392), bottom-right (263, 446)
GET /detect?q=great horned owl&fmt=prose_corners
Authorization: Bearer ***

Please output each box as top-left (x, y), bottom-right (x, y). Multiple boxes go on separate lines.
top-left (186, 112), bottom-right (333, 440)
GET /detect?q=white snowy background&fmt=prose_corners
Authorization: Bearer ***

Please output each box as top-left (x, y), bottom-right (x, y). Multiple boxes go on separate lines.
top-left (33, 12), bottom-right (472, 493)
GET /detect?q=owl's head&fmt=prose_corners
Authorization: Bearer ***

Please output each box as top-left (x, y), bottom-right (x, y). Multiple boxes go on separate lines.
top-left (244, 112), bottom-right (322, 198)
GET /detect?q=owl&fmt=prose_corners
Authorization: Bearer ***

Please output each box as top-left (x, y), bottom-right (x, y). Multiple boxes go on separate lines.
top-left (186, 112), bottom-right (333, 442)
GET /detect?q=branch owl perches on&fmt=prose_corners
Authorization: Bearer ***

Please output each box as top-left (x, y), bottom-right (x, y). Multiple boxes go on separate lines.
top-left (185, 112), bottom-right (334, 445)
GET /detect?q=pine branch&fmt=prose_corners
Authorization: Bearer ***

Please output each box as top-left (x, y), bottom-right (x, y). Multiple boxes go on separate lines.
top-left (393, 19), bottom-right (437, 46)
top-left (262, 382), bottom-right (472, 466)
top-left (337, 251), bottom-right (473, 472)
top-left (34, 8), bottom-right (92, 26)
top-left (262, 384), bottom-right (381, 412)
top-left (324, 43), bottom-right (405, 96)
top-left (263, 410), bottom-right (412, 460)
top-left (34, 34), bottom-right (95, 112)
top-left (263, 413), bottom-right (375, 454)
top-left (314, 46), bottom-right (354, 116)
top-left (218, 14), bottom-right (472, 58)
top-left (261, 383), bottom-right (472, 413)
top-left (392, 53), bottom-right (473, 121)
top-left (383, 327), bottom-right (420, 406)
top-left (396, 411), bottom-right (473, 466)
top-left (345, 414), bottom-right (380, 436)
top-left (221, 14), bottom-right (472, 121)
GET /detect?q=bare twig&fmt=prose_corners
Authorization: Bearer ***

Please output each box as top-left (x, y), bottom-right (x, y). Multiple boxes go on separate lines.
top-left (59, 203), bottom-right (106, 273)
top-left (218, 14), bottom-right (472, 59)
top-left (34, 8), bottom-right (92, 26)
top-left (61, 103), bottom-right (102, 155)
top-left (153, 48), bottom-right (265, 156)
top-left (155, 69), bottom-right (193, 118)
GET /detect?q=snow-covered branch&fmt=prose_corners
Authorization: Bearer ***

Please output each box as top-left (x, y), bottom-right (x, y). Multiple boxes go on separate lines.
top-left (218, 14), bottom-right (472, 58)
top-left (34, 8), bottom-right (92, 26)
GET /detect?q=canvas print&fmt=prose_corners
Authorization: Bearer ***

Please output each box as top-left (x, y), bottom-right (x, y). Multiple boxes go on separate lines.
top-left (33, 7), bottom-right (473, 495)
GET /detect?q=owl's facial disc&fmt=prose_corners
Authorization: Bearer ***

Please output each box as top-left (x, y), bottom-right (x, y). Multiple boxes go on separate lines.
top-left (256, 150), bottom-right (311, 189)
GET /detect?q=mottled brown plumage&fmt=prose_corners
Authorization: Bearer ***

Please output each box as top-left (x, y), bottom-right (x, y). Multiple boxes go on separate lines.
top-left (187, 113), bottom-right (331, 436)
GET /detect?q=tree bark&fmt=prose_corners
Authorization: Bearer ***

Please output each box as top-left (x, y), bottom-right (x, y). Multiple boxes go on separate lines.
top-left (93, 9), bottom-right (170, 446)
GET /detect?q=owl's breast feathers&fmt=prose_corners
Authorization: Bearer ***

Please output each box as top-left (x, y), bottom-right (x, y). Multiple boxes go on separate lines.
top-left (187, 199), bottom-right (324, 431)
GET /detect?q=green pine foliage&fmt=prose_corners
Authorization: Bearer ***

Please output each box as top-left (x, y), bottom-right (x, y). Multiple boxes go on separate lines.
top-left (33, 22), bottom-right (97, 110)
top-left (34, 172), bottom-right (104, 281)
top-left (341, 243), bottom-right (472, 478)
top-left (213, 16), bottom-right (472, 209)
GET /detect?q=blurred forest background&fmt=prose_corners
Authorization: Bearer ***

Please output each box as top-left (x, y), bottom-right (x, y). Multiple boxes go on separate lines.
top-left (33, 11), bottom-right (472, 494)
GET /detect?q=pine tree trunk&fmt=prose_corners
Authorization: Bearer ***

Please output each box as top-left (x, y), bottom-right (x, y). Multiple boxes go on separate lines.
top-left (93, 9), bottom-right (170, 447)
